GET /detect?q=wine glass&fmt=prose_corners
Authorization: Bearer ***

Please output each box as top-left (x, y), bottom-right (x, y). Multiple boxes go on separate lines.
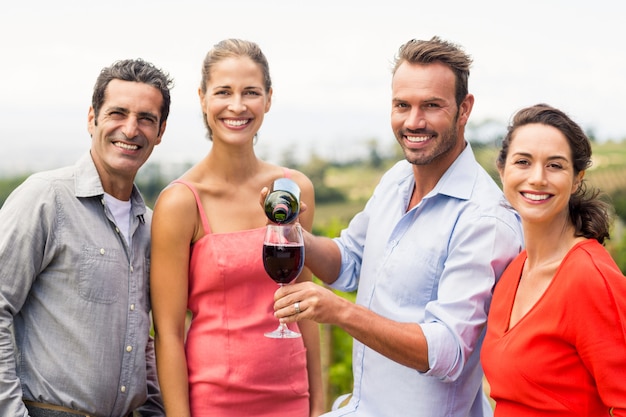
top-left (262, 223), bottom-right (304, 338)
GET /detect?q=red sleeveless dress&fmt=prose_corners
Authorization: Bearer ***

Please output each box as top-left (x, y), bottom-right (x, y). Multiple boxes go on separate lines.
top-left (175, 180), bottom-right (310, 417)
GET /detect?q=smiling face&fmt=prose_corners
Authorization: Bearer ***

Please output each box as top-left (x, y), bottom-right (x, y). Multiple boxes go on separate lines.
top-left (390, 61), bottom-right (473, 171)
top-left (198, 56), bottom-right (272, 146)
top-left (499, 123), bottom-right (583, 227)
top-left (87, 79), bottom-right (165, 196)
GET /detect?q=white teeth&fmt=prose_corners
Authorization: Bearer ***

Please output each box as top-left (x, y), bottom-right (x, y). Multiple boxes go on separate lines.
top-left (406, 135), bottom-right (429, 143)
top-left (114, 142), bottom-right (138, 151)
top-left (522, 193), bottom-right (550, 201)
top-left (224, 119), bottom-right (249, 127)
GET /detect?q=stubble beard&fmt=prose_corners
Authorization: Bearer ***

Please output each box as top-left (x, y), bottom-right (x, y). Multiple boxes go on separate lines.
top-left (400, 118), bottom-right (459, 166)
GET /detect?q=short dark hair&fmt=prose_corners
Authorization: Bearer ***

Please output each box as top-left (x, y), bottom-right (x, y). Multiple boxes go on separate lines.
top-left (393, 36), bottom-right (472, 108)
top-left (91, 59), bottom-right (174, 134)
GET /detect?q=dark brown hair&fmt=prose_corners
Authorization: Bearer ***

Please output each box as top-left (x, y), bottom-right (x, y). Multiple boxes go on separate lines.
top-left (497, 104), bottom-right (611, 243)
top-left (392, 36), bottom-right (472, 107)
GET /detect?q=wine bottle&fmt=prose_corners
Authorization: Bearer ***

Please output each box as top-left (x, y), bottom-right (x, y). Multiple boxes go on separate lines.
top-left (264, 178), bottom-right (300, 224)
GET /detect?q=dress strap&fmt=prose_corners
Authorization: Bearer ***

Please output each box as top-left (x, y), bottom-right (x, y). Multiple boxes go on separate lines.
top-left (171, 179), bottom-right (211, 235)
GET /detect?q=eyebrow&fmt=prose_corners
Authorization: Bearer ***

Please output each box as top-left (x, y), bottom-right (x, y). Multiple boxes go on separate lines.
top-left (212, 85), bottom-right (263, 91)
top-left (138, 111), bottom-right (159, 120)
top-left (106, 106), bottom-right (129, 114)
top-left (392, 96), bottom-right (446, 104)
top-left (106, 107), bottom-right (158, 121)
top-left (512, 151), bottom-right (569, 162)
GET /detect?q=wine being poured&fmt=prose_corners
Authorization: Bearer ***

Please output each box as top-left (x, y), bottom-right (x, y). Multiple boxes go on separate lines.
top-left (264, 178), bottom-right (300, 224)
top-left (262, 223), bottom-right (304, 338)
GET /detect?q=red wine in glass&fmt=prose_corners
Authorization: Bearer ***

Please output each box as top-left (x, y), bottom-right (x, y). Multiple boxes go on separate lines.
top-left (262, 224), bottom-right (304, 338)
top-left (263, 243), bottom-right (304, 284)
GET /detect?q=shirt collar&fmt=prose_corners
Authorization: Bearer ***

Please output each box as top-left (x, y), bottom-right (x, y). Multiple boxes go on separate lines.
top-left (73, 153), bottom-right (104, 198)
top-left (426, 142), bottom-right (480, 201)
top-left (73, 152), bottom-right (147, 215)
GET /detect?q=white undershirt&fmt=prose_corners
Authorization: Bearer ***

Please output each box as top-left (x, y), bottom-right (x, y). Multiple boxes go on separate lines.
top-left (103, 193), bottom-right (132, 244)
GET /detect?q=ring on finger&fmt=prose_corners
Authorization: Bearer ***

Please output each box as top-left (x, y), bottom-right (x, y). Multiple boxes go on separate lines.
top-left (294, 302), bottom-right (301, 314)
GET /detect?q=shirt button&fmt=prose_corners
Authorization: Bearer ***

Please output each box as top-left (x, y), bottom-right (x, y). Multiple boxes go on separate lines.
top-left (115, 227), bottom-right (120, 234)
top-left (130, 266), bottom-right (134, 273)
top-left (120, 385), bottom-right (126, 393)
top-left (100, 248), bottom-right (105, 255)
top-left (126, 345), bottom-right (133, 352)
top-left (130, 304), bottom-right (135, 311)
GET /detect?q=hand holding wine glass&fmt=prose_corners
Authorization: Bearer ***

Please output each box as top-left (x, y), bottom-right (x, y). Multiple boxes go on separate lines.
top-left (262, 223), bottom-right (304, 338)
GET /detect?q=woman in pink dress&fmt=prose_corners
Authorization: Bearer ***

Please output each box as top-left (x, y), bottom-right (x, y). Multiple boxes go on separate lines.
top-left (481, 104), bottom-right (626, 416)
top-left (150, 39), bottom-right (324, 417)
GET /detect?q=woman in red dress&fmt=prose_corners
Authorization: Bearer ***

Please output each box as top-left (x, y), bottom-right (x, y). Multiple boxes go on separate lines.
top-left (481, 103), bottom-right (626, 416)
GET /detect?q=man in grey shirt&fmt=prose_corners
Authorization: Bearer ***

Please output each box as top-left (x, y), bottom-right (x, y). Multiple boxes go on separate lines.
top-left (0, 59), bottom-right (173, 416)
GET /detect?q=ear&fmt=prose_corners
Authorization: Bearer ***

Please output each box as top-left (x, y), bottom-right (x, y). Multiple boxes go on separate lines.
top-left (156, 121), bottom-right (166, 145)
top-left (87, 106), bottom-right (96, 137)
top-left (497, 165), bottom-right (505, 186)
top-left (573, 170), bottom-right (585, 193)
top-left (198, 88), bottom-right (206, 112)
top-left (457, 93), bottom-right (474, 126)
top-left (265, 87), bottom-right (273, 113)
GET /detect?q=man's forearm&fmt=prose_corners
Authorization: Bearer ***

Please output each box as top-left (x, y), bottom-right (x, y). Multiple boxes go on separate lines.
top-left (302, 232), bottom-right (342, 284)
top-left (337, 301), bottom-right (430, 371)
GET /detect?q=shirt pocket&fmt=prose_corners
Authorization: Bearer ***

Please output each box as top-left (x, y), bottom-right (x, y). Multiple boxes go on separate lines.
top-left (78, 246), bottom-right (124, 303)
top-left (384, 246), bottom-right (441, 308)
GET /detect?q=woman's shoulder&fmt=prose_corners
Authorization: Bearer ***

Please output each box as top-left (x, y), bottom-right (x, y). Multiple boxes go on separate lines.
top-left (567, 240), bottom-right (622, 272)
top-left (266, 164), bottom-right (314, 195)
top-left (558, 240), bottom-right (626, 338)
top-left (287, 168), bottom-right (314, 190)
top-left (560, 239), bottom-right (625, 291)
top-left (153, 179), bottom-right (200, 217)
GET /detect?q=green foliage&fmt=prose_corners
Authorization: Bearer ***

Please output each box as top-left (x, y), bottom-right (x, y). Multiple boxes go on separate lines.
top-left (135, 165), bottom-right (170, 208)
top-left (327, 294), bottom-right (355, 399)
top-left (473, 146), bottom-right (501, 185)
top-left (295, 154), bottom-right (348, 205)
top-left (609, 233), bottom-right (626, 274)
top-left (313, 218), bottom-right (357, 406)
top-left (611, 189), bottom-right (626, 222)
top-left (314, 184), bottom-right (347, 205)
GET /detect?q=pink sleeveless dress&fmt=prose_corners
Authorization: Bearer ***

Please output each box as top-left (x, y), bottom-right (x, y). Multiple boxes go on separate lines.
top-left (174, 180), bottom-right (310, 417)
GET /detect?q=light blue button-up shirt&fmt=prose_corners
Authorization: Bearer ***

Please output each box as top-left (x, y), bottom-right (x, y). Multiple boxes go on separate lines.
top-left (325, 144), bottom-right (523, 417)
top-left (0, 153), bottom-right (164, 416)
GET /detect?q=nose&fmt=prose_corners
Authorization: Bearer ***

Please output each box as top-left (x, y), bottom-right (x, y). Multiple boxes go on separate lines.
top-left (528, 164), bottom-right (547, 186)
top-left (405, 107), bottom-right (427, 130)
top-left (121, 116), bottom-right (139, 139)
top-left (228, 95), bottom-right (247, 113)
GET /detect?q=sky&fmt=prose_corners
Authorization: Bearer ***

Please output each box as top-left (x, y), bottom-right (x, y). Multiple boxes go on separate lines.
top-left (1, 0), bottom-right (624, 174)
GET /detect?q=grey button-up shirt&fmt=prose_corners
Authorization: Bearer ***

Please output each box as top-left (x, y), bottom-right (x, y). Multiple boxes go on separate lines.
top-left (0, 153), bottom-right (164, 416)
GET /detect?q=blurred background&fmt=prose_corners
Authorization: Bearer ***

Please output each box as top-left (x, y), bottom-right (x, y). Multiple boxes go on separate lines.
top-left (2, 0), bottom-right (625, 410)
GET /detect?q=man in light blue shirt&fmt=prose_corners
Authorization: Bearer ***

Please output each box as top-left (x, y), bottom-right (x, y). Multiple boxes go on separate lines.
top-left (0, 59), bottom-right (172, 416)
top-left (273, 37), bottom-right (523, 416)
